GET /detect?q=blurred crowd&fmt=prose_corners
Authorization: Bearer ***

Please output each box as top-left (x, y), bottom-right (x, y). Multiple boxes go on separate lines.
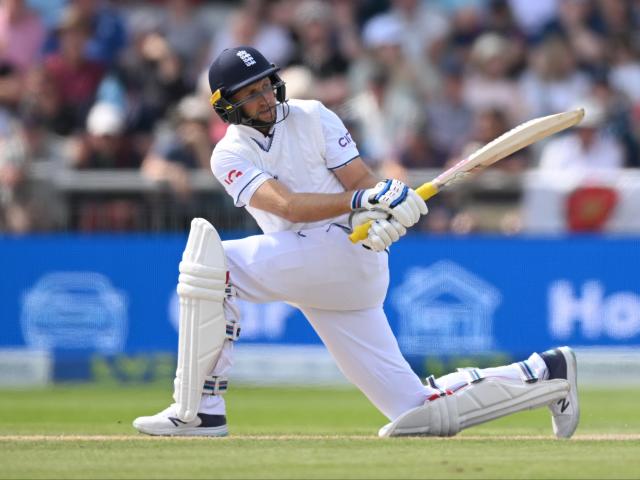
top-left (1, 0), bottom-right (640, 234)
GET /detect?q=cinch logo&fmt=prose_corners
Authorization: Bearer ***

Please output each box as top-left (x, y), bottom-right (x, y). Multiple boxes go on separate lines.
top-left (338, 132), bottom-right (353, 147)
top-left (237, 50), bottom-right (256, 67)
top-left (224, 169), bottom-right (243, 185)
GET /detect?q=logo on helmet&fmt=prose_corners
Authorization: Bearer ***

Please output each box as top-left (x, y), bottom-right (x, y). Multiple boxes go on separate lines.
top-left (237, 50), bottom-right (256, 67)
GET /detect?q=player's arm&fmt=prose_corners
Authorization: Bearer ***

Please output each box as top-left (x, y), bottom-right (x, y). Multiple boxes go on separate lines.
top-left (249, 178), bottom-right (353, 223)
top-left (249, 156), bottom-right (378, 222)
top-left (249, 157), bottom-right (425, 228)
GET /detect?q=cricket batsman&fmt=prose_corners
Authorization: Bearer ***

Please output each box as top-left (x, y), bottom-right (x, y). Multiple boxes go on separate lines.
top-left (133, 46), bottom-right (579, 438)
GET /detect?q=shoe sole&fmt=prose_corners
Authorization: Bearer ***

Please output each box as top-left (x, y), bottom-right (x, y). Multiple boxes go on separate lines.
top-left (553, 346), bottom-right (580, 438)
top-left (133, 424), bottom-right (228, 437)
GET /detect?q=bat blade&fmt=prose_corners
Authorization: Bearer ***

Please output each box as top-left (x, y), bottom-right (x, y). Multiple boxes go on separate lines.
top-left (349, 108), bottom-right (584, 243)
top-left (433, 108), bottom-right (585, 189)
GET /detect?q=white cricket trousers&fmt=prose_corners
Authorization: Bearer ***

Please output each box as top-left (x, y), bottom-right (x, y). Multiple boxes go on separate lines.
top-left (200, 224), bottom-right (429, 420)
top-left (198, 224), bottom-right (550, 421)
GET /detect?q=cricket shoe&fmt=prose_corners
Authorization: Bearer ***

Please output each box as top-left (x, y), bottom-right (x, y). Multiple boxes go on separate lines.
top-left (133, 404), bottom-right (228, 437)
top-left (541, 346), bottom-right (580, 438)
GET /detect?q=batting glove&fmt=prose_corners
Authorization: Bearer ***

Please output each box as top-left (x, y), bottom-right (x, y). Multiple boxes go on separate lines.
top-left (349, 210), bottom-right (407, 252)
top-left (351, 179), bottom-right (428, 228)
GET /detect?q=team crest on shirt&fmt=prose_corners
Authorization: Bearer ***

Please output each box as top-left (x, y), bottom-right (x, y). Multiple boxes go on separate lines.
top-left (224, 169), bottom-right (244, 185)
top-left (236, 50), bottom-right (256, 67)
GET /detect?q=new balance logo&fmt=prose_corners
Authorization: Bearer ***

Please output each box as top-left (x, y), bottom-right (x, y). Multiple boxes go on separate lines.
top-left (168, 417), bottom-right (187, 427)
top-left (557, 398), bottom-right (570, 413)
top-left (237, 50), bottom-right (256, 67)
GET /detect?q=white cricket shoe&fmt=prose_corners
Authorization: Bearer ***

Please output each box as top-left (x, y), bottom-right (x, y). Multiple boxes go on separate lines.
top-left (542, 346), bottom-right (580, 438)
top-left (133, 404), bottom-right (228, 437)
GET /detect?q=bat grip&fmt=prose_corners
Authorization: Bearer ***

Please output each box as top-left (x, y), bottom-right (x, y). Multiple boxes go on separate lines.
top-left (348, 182), bottom-right (439, 243)
top-left (416, 182), bottom-right (439, 201)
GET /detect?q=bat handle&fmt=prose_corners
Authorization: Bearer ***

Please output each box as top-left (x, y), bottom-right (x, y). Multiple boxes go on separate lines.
top-left (348, 182), bottom-right (439, 243)
top-left (416, 182), bottom-right (439, 201)
top-left (348, 221), bottom-right (373, 243)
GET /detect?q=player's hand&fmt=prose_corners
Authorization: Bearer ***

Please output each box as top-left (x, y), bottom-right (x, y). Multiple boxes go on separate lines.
top-left (349, 210), bottom-right (407, 252)
top-left (351, 179), bottom-right (428, 227)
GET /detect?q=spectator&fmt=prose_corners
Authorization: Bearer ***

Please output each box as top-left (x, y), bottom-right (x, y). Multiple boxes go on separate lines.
top-left (68, 101), bottom-right (141, 169)
top-left (343, 65), bottom-right (423, 170)
top-left (23, 0), bottom-right (66, 30)
top-left (519, 35), bottom-right (591, 118)
top-left (159, 0), bottom-right (210, 84)
top-left (0, 0), bottom-right (46, 72)
top-left (463, 32), bottom-right (524, 123)
top-left (592, 75), bottom-right (640, 168)
top-left (425, 60), bottom-right (474, 161)
top-left (116, 28), bottom-right (191, 140)
top-left (607, 35), bottom-right (640, 104)
top-left (288, 1), bottom-right (350, 108)
top-left (538, 97), bottom-right (624, 171)
top-left (454, 108), bottom-right (530, 173)
top-left (437, 3), bottom-right (485, 65)
top-left (19, 65), bottom-right (76, 136)
top-left (0, 61), bottom-right (21, 110)
top-left (42, 0), bottom-right (127, 66)
top-left (0, 117), bottom-right (63, 233)
top-left (595, 0), bottom-right (638, 38)
top-left (384, 0), bottom-right (450, 65)
top-left (43, 5), bottom-right (106, 133)
top-left (507, 0), bottom-right (558, 40)
top-left (397, 120), bottom-right (444, 170)
top-left (357, 10), bottom-right (440, 100)
top-left (141, 94), bottom-right (212, 201)
top-left (208, 1), bottom-right (295, 68)
top-left (541, 0), bottom-right (606, 72)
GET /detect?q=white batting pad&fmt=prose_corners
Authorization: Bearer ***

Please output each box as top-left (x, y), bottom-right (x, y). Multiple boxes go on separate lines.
top-left (379, 378), bottom-right (570, 437)
top-left (174, 218), bottom-right (228, 422)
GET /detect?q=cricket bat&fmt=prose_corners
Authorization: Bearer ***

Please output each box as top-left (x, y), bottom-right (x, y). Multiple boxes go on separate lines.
top-left (349, 108), bottom-right (585, 243)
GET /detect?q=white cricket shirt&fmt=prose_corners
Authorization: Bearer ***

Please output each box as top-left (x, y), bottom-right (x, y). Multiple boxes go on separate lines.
top-left (211, 99), bottom-right (360, 233)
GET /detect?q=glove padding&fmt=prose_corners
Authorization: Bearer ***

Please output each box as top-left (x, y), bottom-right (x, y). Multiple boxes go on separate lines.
top-left (351, 179), bottom-right (428, 228)
top-left (349, 210), bottom-right (407, 252)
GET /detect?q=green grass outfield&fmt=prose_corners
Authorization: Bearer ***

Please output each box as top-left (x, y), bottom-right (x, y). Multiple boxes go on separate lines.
top-left (1, 384), bottom-right (639, 479)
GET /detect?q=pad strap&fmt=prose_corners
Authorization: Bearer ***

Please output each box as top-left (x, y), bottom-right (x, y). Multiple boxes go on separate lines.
top-left (457, 367), bottom-right (484, 384)
top-left (203, 375), bottom-right (228, 395)
top-left (226, 319), bottom-right (241, 341)
top-left (426, 375), bottom-right (448, 397)
top-left (517, 361), bottom-right (538, 383)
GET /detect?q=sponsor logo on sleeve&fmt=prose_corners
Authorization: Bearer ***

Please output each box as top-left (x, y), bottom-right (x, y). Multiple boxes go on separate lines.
top-left (224, 169), bottom-right (244, 185)
top-left (338, 131), bottom-right (353, 148)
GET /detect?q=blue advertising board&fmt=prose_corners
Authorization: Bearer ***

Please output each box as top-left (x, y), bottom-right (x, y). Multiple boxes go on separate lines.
top-left (1, 233), bottom-right (639, 381)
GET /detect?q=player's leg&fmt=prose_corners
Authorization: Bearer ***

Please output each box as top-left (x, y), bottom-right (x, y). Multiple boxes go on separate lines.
top-left (299, 305), bottom-right (442, 421)
top-left (430, 346), bottom-right (579, 438)
top-left (432, 352), bottom-right (551, 392)
top-left (133, 218), bottom-right (239, 436)
top-left (379, 347), bottom-right (578, 438)
top-left (133, 224), bottom-right (370, 435)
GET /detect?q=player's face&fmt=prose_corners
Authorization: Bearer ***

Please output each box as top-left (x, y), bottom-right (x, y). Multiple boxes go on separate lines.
top-left (232, 78), bottom-right (277, 124)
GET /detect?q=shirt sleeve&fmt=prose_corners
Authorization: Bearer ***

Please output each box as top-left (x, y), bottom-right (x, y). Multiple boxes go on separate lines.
top-left (318, 103), bottom-right (360, 170)
top-left (211, 150), bottom-right (272, 207)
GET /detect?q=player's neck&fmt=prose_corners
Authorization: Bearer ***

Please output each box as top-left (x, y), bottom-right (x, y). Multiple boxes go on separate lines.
top-left (253, 125), bottom-right (272, 137)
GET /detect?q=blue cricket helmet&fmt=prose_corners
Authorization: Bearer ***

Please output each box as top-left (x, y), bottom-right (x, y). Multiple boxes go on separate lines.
top-left (208, 46), bottom-right (287, 125)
